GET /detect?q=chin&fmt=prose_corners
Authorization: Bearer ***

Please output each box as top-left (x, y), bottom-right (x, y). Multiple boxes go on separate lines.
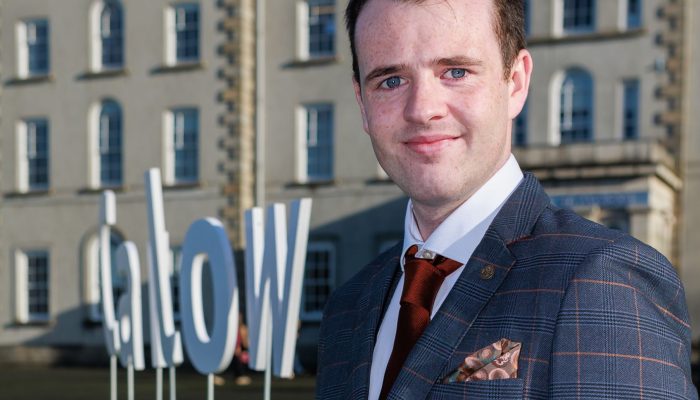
top-left (408, 189), bottom-right (458, 207)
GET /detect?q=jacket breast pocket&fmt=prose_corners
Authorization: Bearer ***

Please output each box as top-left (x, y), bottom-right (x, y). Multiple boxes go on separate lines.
top-left (427, 378), bottom-right (523, 400)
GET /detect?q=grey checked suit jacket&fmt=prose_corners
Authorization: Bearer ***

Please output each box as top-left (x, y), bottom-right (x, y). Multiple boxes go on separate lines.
top-left (316, 174), bottom-right (697, 399)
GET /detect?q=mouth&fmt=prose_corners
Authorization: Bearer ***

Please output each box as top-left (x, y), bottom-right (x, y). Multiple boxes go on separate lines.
top-left (404, 135), bottom-right (458, 155)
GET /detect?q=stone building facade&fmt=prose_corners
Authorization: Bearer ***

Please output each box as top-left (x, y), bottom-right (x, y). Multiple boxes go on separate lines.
top-left (2, 0), bottom-right (700, 371)
top-left (0, 0), bottom-right (256, 363)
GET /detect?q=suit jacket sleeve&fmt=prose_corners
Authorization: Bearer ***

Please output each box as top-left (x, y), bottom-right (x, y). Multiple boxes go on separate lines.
top-left (549, 234), bottom-right (697, 399)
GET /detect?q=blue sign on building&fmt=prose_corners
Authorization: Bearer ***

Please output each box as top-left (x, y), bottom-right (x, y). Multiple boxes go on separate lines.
top-left (550, 191), bottom-right (648, 209)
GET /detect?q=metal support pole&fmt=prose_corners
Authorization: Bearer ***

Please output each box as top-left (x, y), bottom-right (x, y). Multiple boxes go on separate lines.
top-left (127, 364), bottom-right (134, 400)
top-left (264, 315), bottom-right (273, 400)
top-left (156, 367), bottom-right (163, 400)
top-left (169, 366), bottom-right (176, 400)
top-left (207, 373), bottom-right (214, 400)
top-left (110, 355), bottom-right (117, 400)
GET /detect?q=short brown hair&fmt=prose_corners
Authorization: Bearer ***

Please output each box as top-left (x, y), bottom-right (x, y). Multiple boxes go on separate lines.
top-left (345, 0), bottom-right (526, 82)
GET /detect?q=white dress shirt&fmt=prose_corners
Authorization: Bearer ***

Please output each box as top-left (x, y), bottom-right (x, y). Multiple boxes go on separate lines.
top-left (368, 155), bottom-right (523, 399)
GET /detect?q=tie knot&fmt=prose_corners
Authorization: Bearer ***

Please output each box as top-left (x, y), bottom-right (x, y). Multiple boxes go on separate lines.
top-left (402, 245), bottom-right (462, 311)
top-left (404, 245), bottom-right (462, 276)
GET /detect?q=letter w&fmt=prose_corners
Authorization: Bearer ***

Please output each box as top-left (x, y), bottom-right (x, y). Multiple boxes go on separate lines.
top-left (244, 199), bottom-right (311, 378)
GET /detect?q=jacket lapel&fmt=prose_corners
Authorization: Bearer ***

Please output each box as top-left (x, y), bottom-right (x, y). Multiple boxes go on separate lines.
top-left (344, 246), bottom-right (402, 399)
top-left (387, 174), bottom-right (551, 399)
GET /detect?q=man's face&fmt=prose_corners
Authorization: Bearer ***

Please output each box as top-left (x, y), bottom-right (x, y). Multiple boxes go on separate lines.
top-left (353, 0), bottom-right (529, 212)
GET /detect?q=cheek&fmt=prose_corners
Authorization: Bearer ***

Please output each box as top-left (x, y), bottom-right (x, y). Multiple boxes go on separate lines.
top-left (366, 106), bottom-right (398, 137)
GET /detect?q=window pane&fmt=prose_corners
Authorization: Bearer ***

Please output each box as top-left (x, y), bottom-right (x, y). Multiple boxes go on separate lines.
top-left (560, 69), bottom-right (593, 143)
top-left (524, 0), bottom-right (531, 37)
top-left (627, 0), bottom-right (642, 29)
top-left (26, 19), bottom-right (50, 75)
top-left (101, 3), bottom-right (124, 67)
top-left (514, 101), bottom-right (527, 146)
top-left (100, 101), bottom-right (123, 186)
top-left (306, 104), bottom-right (334, 181)
top-left (26, 119), bottom-right (50, 190)
top-left (175, 4), bottom-right (199, 62)
top-left (308, 0), bottom-right (335, 57)
top-left (27, 251), bottom-right (50, 320)
top-left (602, 209), bottom-right (630, 233)
top-left (563, 0), bottom-right (595, 32)
top-left (303, 243), bottom-right (335, 319)
top-left (109, 234), bottom-right (126, 308)
top-left (170, 245), bottom-right (182, 318)
top-left (173, 108), bottom-right (199, 183)
top-left (623, 80), bottom-right (639, 140)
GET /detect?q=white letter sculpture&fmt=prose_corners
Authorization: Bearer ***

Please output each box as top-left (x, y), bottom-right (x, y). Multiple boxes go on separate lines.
top-left (179, 218), bottom-right (239, 374)
top-left (115, 242), bottom-right (145, 370)
top-left (145, 169), bottom-right (184, 368)
top-left (245, 199), bottom-right (312, 378)
top-left (99, 191), bottom-right (145, 400)
top-left (99, 191), bottom-right (120, 357)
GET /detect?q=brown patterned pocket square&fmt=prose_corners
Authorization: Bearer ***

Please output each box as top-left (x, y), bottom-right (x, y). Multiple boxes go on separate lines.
top-left (443, 338), bottom-right (521, 383)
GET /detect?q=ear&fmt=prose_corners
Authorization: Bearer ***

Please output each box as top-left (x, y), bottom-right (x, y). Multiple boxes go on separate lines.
top-left (507, 49), bottom-right (533, 120)
top-left (353, 78), bottom-right (370, 134)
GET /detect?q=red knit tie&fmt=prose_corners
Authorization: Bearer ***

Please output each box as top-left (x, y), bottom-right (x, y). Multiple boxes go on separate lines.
top-left (379, 245), bottom-right (462, 399)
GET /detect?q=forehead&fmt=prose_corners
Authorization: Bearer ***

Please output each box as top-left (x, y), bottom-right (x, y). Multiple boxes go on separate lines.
top-left (354, 0), bottom-right (499, 69)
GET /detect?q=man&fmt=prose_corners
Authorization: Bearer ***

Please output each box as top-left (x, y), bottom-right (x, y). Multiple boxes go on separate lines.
top-left (317, 0), bottom-right (696, 398)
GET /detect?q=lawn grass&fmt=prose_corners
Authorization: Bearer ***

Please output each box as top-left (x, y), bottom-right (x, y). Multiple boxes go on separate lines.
top-left (0, 366), bottom-right (315, 400)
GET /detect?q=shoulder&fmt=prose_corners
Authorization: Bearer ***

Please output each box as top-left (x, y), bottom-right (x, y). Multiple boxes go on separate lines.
top-left (532, 205), bottom-right (683, 300)
top-left (524, 203), bottom-right (625, 244)
top-left (545, 215), bottom-right (693, 393)
top-left (567, 232), bottom-right (689, 335)
top-left (519, 204), bottom-right (688, 328)
top-left (532, 209), bottom-right (695, 394)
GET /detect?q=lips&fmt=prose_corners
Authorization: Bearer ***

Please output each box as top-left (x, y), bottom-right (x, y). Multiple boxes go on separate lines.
top-left (404, 135), bottom-right (458, 155)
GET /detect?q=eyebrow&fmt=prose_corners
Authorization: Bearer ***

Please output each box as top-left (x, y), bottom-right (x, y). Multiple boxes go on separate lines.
top-left (434, 56), bottom-right (483, 67)
top-left (362, 56), bottom-right (483, 85)
top-left (363, 64), bottom-right (409, 85)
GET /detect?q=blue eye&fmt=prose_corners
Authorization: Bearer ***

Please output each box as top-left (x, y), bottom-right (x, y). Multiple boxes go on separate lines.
top-left (445, 68), bottom-right (467, 79)
top-left (381, 76), bottom-right (403, 89)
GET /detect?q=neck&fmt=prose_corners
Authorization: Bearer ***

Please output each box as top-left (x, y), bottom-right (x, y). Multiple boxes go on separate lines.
top-left (411, 199), bottom-right (465, 241)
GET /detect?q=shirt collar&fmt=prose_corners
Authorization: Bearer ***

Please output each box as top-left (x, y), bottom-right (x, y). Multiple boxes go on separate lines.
top-left (401, 154), bottom-right (524, 269)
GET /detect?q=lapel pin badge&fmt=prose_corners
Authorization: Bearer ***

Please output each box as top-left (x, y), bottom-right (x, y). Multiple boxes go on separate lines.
top-left (480, 265), bottom-right (495, 280)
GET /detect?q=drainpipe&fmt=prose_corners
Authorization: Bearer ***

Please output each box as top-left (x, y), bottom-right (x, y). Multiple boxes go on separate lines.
top-left (255, 0), bottom-right (266, 208)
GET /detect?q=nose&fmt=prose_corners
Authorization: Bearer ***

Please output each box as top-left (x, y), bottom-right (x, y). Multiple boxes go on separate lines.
top-left (403, 77), bottom-right (448, 125)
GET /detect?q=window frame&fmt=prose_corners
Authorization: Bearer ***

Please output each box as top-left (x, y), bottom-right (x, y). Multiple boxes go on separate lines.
top-left (514, 101), bottom-right (528, 147)
top-left (559, 68), bottom-right (594, 144)
top-left (622, 79), bottom-right (640, 140)
top-left (169, 245), bottom-right (183, 322)
top-left (16, 18), bottom-right (50, 78)
top-left (99, 101), bottom-right (123, 187)
top-left (561, 0), bottom-right (596, 34)
top-left (297, 0), bottom-right (338, 61)
top-left (165, 3), bottom-right (200, 65)
top-left (88, 100), bottom-right (123, 189)
top-left (163, 107), bottom-right (199, 185)
top-left (90, 0), bottom-right (124, 72)
top-left (15, 249), bottom-right (50, 324)
top-left (601, 209), bottom-right (631, 234)
top-left (296, 103), bottom-right (334, 183)
top-left (300, 241), bottom-right (336, 321)
top-left (627, 0), bottom-right (642, 29)
top-left (524, 0), bottom-right (531, 37)
top-left (16, 118), bottom-right (50, 193)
